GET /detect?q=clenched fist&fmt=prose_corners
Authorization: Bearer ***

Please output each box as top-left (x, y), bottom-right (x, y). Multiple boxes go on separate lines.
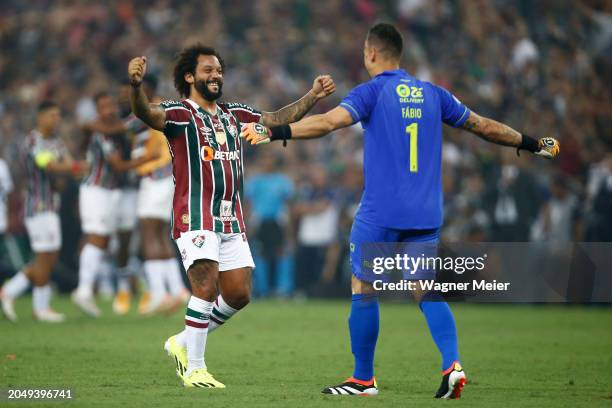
top-left (128, 56), bottom-right (147, 87)
top-left (311, 75), bottom-right (336, 99)
top-left (535, 137), bottom-right (560, 159)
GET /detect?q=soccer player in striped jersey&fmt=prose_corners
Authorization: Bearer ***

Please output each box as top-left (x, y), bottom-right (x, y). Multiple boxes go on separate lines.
top-left (72, 92), bottom-right (157, 317)
top-left (1, 101), bottom-right (87, 322)
top-left (242, 23), bottom-right (560, 397)
top-left (127, 44), bottom-right (335, 388)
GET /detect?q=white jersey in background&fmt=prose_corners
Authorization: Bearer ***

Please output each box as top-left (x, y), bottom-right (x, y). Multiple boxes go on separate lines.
top-left (0, 159), bottom-right (13, 234)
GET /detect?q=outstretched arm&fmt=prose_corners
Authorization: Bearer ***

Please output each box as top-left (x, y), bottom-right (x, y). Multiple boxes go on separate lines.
top-left (461, 111), bottom-right (559, 158)
top-left (241, 106), bottom-right (353, 144)
top-left (35, 151), bottom-right (88, 178)
top-left (128, 56), bottom-right (166, 131)
top-left (107, 149), bottom-right (160, 173)
top-left (288, 106), bottom-right (354, 139)
top-left (461, 111), bottom-right (521, 147)
top-left (260, 75), bottom-right (336, 127)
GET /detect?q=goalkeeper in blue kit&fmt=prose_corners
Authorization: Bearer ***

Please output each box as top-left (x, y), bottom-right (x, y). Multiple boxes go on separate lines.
top-left (242, 23), bottom-right (559, 398)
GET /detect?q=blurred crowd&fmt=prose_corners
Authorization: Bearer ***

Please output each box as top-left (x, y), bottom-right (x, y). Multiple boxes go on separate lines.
top-left (0, 0), bottom-right (611, 297)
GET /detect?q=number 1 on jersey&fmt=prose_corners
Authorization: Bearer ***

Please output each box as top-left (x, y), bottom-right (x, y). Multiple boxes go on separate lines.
top-left (406, 123), bottom-right (418, 172)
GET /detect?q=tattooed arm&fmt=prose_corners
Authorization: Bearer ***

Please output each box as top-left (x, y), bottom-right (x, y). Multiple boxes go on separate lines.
top-left (461, 111), bottom-right (522, 147)
top-left (461, 111), bottom-right (560, 158)
top-left (260, 75), bottom-right (336, 127)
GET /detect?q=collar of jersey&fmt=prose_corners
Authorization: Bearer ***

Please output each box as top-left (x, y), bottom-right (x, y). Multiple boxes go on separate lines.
top-left (376, 69), bottom-right (407, 78)
top-left (185, 98), bottom-right (218, 116)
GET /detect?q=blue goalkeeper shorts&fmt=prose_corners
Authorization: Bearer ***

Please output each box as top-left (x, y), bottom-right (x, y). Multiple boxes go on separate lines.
top-left (349, 218), bottom-right (440, 283)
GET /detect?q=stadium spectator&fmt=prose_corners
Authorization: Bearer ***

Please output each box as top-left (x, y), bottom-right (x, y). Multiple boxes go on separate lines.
top-left (246, 154), bottom-right (295, 297)
top-left (483, 150), bottom-right (542, 241)
top-left (293, 166), bottom-right (339, 297)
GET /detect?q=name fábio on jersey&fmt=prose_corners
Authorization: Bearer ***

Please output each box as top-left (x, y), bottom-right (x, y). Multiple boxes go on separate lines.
top-left (200, 146), bottom-right (239, 162)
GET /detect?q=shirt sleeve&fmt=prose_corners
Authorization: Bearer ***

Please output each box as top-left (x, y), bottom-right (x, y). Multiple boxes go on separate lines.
top-left (225, 102), bottom-right (262, 124)
top-left (339, 81), bottom-right (378, 123)
top-left (434, 85), bottom-right (470, 128)
top-left (159, 100), bottom-right (191, 138)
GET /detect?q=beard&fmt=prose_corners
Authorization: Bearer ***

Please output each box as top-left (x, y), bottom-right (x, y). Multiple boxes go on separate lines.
top-left (195, 79), bottom-right (223, 101)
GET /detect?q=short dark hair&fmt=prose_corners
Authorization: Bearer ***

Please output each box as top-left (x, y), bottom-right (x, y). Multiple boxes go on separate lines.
top-left (367, 23), bottom-right (403, 60)
top-left (173, 44), bottom-right (225, 97)
top-left (93, 91), bottom-right (111, 104)
top-left (37, 100), bottom-right (58, 113)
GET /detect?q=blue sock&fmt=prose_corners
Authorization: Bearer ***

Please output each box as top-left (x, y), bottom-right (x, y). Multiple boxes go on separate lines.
top-left (349, 294), bottom-right (379, 381)
top-left (419, 297), bottom-right (459, 371)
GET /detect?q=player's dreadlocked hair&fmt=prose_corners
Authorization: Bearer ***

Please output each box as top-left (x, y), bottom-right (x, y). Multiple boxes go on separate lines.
top-left (367, 23), bottom-right (403, 60)
top-left (173, 44), bottom-right (225, 98)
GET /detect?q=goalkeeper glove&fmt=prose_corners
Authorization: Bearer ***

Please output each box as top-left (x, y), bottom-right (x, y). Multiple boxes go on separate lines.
top-left (518, 135), bottom-right (560, 159)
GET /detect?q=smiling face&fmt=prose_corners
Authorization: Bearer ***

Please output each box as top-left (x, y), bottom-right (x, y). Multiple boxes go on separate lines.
top-left (186, 54), bottom-right (224, 101)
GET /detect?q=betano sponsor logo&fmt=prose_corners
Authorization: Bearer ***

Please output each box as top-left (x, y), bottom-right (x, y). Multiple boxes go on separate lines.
top-left (200, 146), bottom-right (239, 162)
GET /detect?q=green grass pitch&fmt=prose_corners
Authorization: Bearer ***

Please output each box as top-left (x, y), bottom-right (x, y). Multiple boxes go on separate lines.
top-left (1, 297), bottom-right (611, 407)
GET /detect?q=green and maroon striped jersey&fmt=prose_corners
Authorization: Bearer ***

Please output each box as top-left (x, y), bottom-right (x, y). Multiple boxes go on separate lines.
top-left (82, 132), bottom-right (120, 190)
top-left (160, 99), bottom-right (262, 238)
top-left (23, 130), bottom-right (68, 217)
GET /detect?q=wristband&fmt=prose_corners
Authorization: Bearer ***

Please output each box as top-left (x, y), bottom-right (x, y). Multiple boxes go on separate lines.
top-left (517, 134), bottom-right (539, 156)
top-left (269, 125), bottom-right (292, 147)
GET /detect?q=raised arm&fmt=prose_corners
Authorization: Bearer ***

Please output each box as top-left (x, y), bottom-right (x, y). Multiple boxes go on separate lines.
top-left (461, 111), bottom-right (559, 158)
top-left (259, 75), bottom-right (336, 127)
top-left (35, 150), bottom-right (88, 178)
top-left (241, 106), bottom-right (354, 145)
top-left (128, 56), bottom-right (166, 131)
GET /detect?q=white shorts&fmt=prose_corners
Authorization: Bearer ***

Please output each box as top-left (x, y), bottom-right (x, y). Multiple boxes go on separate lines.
top-left (117, 188), bottom-right (138, 231)
top-left (176, 230), bottom-right (255, 272)
top-left (25, 211), bottom-right (61, 252)
top-left (137, 176), bottom-right (174, 221)
top-left (79, 185), bottom-right (120, 236)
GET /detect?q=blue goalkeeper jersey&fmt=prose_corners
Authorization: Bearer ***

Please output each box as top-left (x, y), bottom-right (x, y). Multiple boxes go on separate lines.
top-left (340, 69), bottom-right (470, 230)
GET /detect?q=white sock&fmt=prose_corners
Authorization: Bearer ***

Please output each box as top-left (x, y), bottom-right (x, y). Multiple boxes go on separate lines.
top-left (144, 260), bottom-right (167, 302)
top-left (176, 295), bottom-right (240, 347)
top-left (164, 258), bottom-right (185, 296)
top-left (97, 257), bottom-right (114, 296)
top-left (117, 266), bottom-right (131, 292)
top-left (208, 295), bottom-right (239, 333)
top-left (184, 296), bottom-right (214, 376)
top-left (32, 285), bottom-right (51, 312)
top-left (77, 244), bottom-right (105, 298)
top-left (2, 271), bottom-right (30, 299)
